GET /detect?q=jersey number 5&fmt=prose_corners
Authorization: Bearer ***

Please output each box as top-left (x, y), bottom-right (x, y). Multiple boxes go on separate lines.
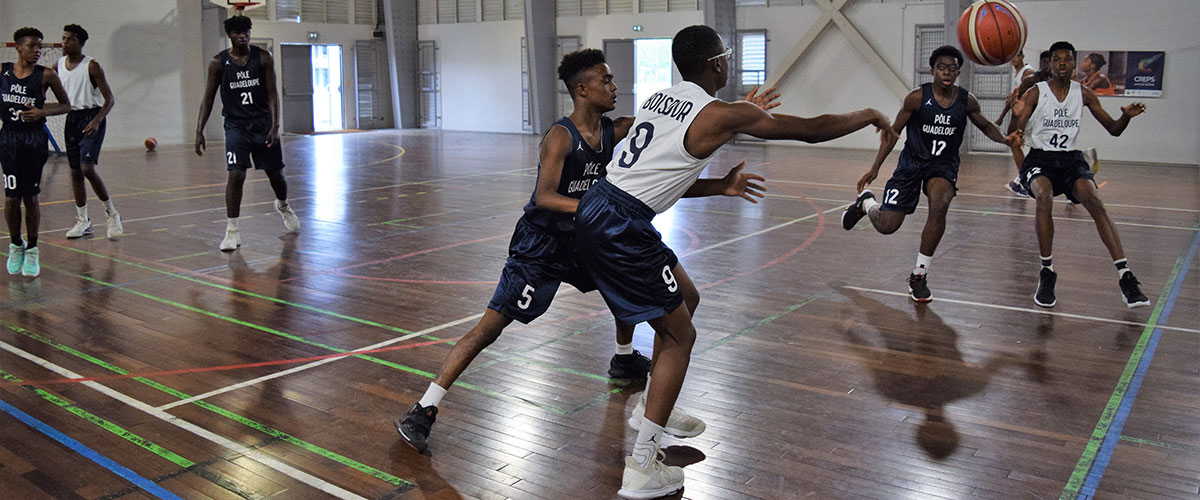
top-left (240, 92), bottom-right (253, 105)
top-left (617, 123), bottom-right (655, 168)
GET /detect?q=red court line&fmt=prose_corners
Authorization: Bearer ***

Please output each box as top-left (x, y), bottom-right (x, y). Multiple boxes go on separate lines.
top-left (279, 233), bottom-right (508, 283)
top-left (693, 193), bottom-right (825, 291)
top-left (28, 336), bottom-right (462, 385)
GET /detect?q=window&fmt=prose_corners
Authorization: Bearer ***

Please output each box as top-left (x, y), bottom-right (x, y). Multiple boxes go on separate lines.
top-left (738, 30), bottom-right (766, 92)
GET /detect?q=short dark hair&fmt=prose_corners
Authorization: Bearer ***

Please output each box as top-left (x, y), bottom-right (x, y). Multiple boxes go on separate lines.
top-left (1086, 52), bottom-right (1106, 70)
top-left (224, 15), bottom-right (252, 34)
top-left (63, 24), bottom-right (88, 44)
top-left (558, 49), bottom-right (606, 97)
top-left (929, 45), bottom-right (963, 67)
top-left (13, 27), bottom-right (42, 44)
top-left (1039, 50), bottom-right (1051, 61)
top-left (672, 25), bottom-right (723, 79)
top-left (1049, 41), bottom-right (1076, 60)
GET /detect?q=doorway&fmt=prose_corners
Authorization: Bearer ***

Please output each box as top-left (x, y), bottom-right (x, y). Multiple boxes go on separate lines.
top-left (603, 38), bottom-right (673, 116)
top-left (281, 43), bottom-right (344, 134)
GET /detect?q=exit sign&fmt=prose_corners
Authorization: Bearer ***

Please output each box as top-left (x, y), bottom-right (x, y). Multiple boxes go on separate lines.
top-left (632, 25), bottom-right (642, 32)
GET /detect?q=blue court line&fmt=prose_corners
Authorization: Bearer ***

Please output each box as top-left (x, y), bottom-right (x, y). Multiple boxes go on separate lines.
top-left (1075, 229), bottom-right (1200, 499)
top-left (0, 398), bottom-right (184, 500)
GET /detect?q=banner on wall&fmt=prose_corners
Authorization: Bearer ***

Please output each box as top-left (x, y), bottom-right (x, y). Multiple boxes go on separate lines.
top-left (1074, 50), bottom-right (1165, 97)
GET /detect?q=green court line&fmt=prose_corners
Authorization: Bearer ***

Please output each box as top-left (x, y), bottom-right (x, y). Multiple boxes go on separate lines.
top-left (1119, 435), bottom-right (1200, 453)
top-left (1059, 255), bottom-right (1184, 499)
top-left (0, 321), bottom-right (412, 488)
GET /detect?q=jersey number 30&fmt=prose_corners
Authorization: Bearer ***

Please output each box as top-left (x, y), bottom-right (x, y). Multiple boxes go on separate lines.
top-left (617, 123), bottom-right (655, 168)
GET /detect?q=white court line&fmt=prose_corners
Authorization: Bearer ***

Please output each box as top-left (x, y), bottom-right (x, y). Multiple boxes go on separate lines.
top-left (768, 178), bottom-right (1200, 213)
top-left (843, 286), bottom-right (1200, 334)
top-left (157, 313), bottom-right (484, 411)
top-left (0, 340), bottom-right (368, 500)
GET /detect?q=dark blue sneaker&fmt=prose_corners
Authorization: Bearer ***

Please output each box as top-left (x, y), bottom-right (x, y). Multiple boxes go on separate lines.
top-left (842, 190), bottom-right (875, 230)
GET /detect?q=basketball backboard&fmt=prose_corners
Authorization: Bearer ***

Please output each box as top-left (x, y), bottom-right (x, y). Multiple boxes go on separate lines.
top-left (208, 0), bottom-right (264, 13)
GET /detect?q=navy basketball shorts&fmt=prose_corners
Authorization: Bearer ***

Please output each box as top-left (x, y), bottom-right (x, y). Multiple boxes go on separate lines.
top-left (0, 129), bottom-right (49, 197)
top-left (487, 218), bottom-right (596, 324)
top-left (223, 117), bottom-right (284, 171)
top-left (575, 179), bottom-right (683, 324)
top-left (1020, 149), bottom-right (1095, 203)
top-left (65, 108), bottom-right (105, 170)
top-left (880, 150), bottom-right (959, 214)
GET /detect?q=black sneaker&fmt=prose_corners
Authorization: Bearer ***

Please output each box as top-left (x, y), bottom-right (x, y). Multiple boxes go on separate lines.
top-left (1007, 179), bottom-right (1030, 197)
top-left (907, 273), bottom-right (932, 302)
top-left (842, 190), bottom-right (875, 230)
top-left (395, 403), bottom-right (437, 453)
top-left (1119, 273), bottom-right (1150, 308)
top-left (1034, 268), bottom-right (1057, 308)
top-left (608, 350), bottom-right (651, 380)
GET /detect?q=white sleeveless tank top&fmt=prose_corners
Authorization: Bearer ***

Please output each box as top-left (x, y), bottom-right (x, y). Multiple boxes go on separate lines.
top-left (56, 55), bottom-right (104, 110)
top-left (605, 81), bottom-right (719, 213)
top-left (1013, 64), bottom-right (1034, 89)
top-left (1027, 81), bottom-right (1082, 151)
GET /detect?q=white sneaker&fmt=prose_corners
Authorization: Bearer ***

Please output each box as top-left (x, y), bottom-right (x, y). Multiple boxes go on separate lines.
top-left (106, 211), bottom-right (123, 238)
top-left (66, 217), bottom-right (93, 238)
top-left (6, 243), bottom-right (25, 275)
top-left (628, 398), bottom-right (706, 438)
top-left (219, 229), bottom-right (241, 252)
top-left (618, 452), bottom-right (684, 499)
top-left (275, 201), bottom-right (300, 232)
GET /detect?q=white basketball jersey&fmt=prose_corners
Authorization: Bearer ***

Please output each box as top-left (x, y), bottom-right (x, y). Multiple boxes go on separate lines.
top-left (605, 81), bottom-right (718, 213)
top-left (1013, 64), bottom-right (1035, 89)
top-left (56, 55), bottom-right (104, 110)
top-left (1027, 81), bottom-right (1083, 152)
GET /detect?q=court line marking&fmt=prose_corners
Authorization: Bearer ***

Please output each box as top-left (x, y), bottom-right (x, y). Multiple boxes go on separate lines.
top-left (842, 286), bottom-right (1199, 334)
top-left (0, 339), bottom-right (370, 500)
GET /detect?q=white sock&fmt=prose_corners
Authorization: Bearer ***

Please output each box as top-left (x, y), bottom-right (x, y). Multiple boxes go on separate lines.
top-left (1041, 255), bottom-right (1053, 272)
top-left (616, 341), bottom-right (634, 356)
top-left (631, 419), bottom-right (665, 468)
top-left (1114, 258), bottom-right (1130, 278)
top-left (276, 199), bottom-right (288, 209)
top-left (75, 204), bottom-right (88, 220)
top-left (227, 217), bottom-right (239, 231)
top-left (418, 382), bottom-right (448, 408)
top-left (862, 195), bottom-right (880, 213)
top-left (103, 199), bottom-right (116, 214)
top-left (914, 252), bottom-right (932, 276)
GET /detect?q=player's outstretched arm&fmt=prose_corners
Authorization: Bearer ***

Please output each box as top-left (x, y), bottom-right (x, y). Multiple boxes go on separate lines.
top-left (261, 50), bottom-right (281, 147)
top-left (968, 93), bottom-right (1022, 147)
top-left (857, 90), bottom-right (917, 193)
top-left (85, 60), bottom-right (116, 136)
top-left (1083, 86), bottom-right (1143, 136)
top-left (532, 125), bottom-right (581, 214)
top-left (612, 85), bottom-right (782, 142)
top-left (195, 56), bottom-right (222, 156)
top-left (682, 160), bottom-right (766, 202)
top-left (21, 68), bottom-right (71, 121)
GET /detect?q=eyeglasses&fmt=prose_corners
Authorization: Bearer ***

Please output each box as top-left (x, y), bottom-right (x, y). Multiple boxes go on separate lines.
top-left (706, 47), bottom-right (733, 62)
top-left (934, 63), bottom-right (960, 72)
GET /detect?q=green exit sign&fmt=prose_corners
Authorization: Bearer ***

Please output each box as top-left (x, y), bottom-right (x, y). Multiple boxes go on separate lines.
top-left (632, 25), bottom-right (642, 32)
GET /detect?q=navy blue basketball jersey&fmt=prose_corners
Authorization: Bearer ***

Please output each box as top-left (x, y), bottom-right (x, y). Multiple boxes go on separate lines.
top-left (0, 63), bottom-right (46, 132)
top-left (522, 116), bottom-right (615, 233)
top-left (902, 83), bottom-right (968, 163)
top-left (219, 47), bottom-right (270, 120)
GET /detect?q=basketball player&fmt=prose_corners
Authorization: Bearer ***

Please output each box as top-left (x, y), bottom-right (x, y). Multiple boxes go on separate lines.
top-left (841, 46), bottom-right (1021, 302)
top-left (1010, 41), bottom-right (1149, 309)
top-left (573, 25), bottom-right (892, 498)
top-left (59, 24), bottom-right (121, 239)
top-left (995, 49), bottom-right (1035, 126)
top-left (3, 28), bottom-right (71, 278)
top-left (394, 49), bottom-right (778, 456)
top-left (195, 15), bottom-right (298, 252)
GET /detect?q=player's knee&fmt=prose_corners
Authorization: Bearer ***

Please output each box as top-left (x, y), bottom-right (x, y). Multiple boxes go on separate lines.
top-left (227, 170), bottom-right (247, 183)
top-left (80, 164), bottom-right (96, 177)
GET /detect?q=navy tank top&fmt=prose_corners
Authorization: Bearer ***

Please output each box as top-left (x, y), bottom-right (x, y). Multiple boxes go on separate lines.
top-left (0, 63), bottom-right (46, 133)
top-left (219, 46), bottom-right (270, 120)
top-left (522, 116), bottom-right (614, 234)
top-left (902, 83), bottom-right (968, 163)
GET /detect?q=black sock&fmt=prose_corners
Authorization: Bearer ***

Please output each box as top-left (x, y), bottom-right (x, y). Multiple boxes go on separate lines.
top-left (10, 237), bottom-right (23, 247)
top-left (26, 238), bottom-right (36, 249)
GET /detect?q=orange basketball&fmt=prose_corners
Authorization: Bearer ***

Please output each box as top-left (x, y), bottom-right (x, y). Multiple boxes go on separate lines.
top-left (957, 0), bottom-right (1027, 66)
top-left (145, 137), bottom-right (157, 151)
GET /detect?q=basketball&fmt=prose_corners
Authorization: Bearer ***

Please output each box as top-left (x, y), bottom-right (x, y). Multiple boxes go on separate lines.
top-left (145, 137), bottom-right (157, 151)
top-left (957, 0), bottom-right (1027, 66)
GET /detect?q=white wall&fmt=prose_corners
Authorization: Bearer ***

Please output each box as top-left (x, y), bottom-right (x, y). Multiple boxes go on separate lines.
top-left (0, 0), bottom-right (209, 149)
top-left (418, 20), bottom-right (526, 133)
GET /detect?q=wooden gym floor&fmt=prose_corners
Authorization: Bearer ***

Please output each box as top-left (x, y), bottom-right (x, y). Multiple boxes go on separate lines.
top-left (0, 130), bottom-right (1196, 499)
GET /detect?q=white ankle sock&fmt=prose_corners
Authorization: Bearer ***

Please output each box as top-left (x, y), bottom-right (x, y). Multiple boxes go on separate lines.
top-left (76, 205), bottom-right (88, 220)
top-left (103, 199), bottom-right (116, 214)
top-left (227, 217), bottom-right (239, 230)
top-left (914, 252), bottom-right (932, 276)
top-left (616, 341), bottom-right (633, 356)
top-left (862, 196), bottom-right (880, 213)
top-left (276, 199), bottom-right (288, 209)
top-left (631, 419), bottom-right (665, 468)
top-left (418, 382), bottom-right (448, 408)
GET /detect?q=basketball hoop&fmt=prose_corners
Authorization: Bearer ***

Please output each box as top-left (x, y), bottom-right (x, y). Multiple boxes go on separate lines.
top-left (230, 1), bottom-right (261, 14)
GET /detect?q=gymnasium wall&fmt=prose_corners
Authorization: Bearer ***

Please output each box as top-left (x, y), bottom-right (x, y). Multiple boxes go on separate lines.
top-left (420, 0), bottom-right (1198, 165)
top-left (0, 0), bottom-right (210, 150)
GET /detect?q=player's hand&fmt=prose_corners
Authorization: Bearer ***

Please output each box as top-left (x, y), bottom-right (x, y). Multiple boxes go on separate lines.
top-left (869, 109), bottom-right (898, 144)
top-left (1004, 129), bottom-right (1024, 147)
top-left (18, 105), bottom-right (45, 122)
top-left (856, 169), bottom-right (879, 194)
top-left (1121, 102), bottom-right (1146, 118)
top-left (266, 126), bottom-right (279, 148)
top-left (195, 132), bottom-right (206, 156)
top-left (719, 161), bottom-right (767, 203)
top-left (83, 119), bottom-right (100, 136)
top-left (743, 85), bottom-right (781, 111)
